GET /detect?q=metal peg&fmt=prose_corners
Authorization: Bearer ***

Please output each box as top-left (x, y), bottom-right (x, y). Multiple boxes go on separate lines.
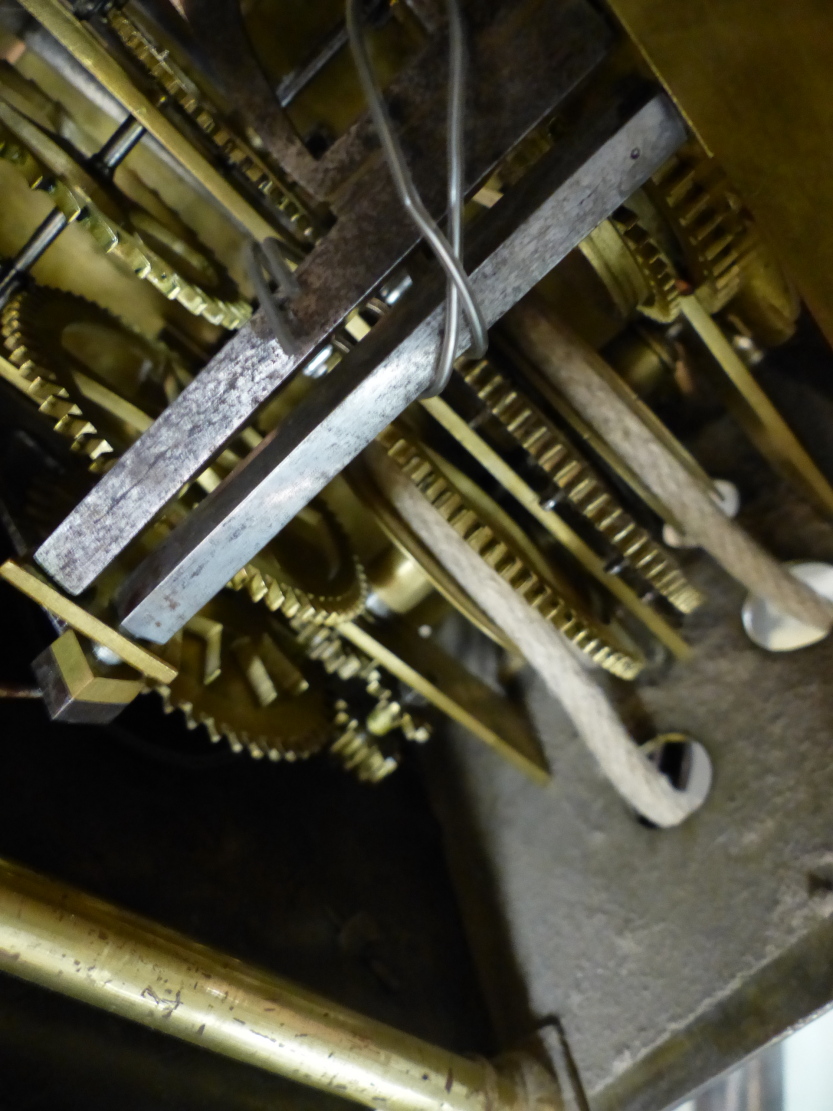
top-left (245, 238), bottom-right (301, 355)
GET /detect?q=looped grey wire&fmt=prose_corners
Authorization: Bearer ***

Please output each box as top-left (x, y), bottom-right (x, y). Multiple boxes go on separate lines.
top-left (346, 0), bottom-right (487, 395)
top-left (505, 299), bottom-right (833, 633)
top-left (366, 443), bottom-right (705, 828)
top-left (245, 237), bottom-right (300, 355)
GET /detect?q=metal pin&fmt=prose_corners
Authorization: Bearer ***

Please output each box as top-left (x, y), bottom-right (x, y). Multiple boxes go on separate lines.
top-left (0, 114), bottom-right (146, 307)
top-left (245, 238), bottom-right (301, 355)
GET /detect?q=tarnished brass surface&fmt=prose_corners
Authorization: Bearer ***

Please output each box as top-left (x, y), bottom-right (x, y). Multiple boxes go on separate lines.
top-left (605, 0), bottom-right (833, 343)
top-left (0, 855), bottom-right (561, 1111)
top-left (15, 0), bottom-right (276, 243)
top-left (681, 295), bottom-right (833, 517)
top-left (0, 560), bottom-right (175, 684)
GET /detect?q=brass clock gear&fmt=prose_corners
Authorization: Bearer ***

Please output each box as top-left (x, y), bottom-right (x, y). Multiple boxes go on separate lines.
top-left (227, 500), bottom-right (369, 626)
top-left (609, 206), bottom-right (681, 324)
top-left (374, 423), bottom-right (646, 681)
top-left (104, 7), bottom-right (320, 252)
top-left (0, 98), bottom-right (252, 329)
top-left (1, 279), bottom-right (369, 629)
top-left (453, 358), bottom-right (703, 615)
top-left (16, 464), bottom-right (338, 761)
top-left (292, 617), bottom-right (432, 784)
top-left (1, 283), bottom-right (176, 464)
top-left (154, 591), bottom-right (334, 761)
top-left (0, 279), bottom-right (377, 762)
top-left (648, 142), bottom-right (753, 313)
top-left (579, 205), bottom-right (681, 326)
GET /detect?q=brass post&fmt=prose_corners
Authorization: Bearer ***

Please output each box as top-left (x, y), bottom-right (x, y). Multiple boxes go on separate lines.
top-left (0, 857), bottom-right (560, 1111)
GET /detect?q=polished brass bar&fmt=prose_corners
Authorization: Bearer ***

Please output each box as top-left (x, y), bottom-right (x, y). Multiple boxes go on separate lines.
top-left (680, 295), bottom-right (833, 517)
top-left (0, 857), bottom-right (560, 1111)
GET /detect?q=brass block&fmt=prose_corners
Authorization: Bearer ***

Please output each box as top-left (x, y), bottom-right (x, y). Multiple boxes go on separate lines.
top-left (32, 630), bottom-right (144, 725)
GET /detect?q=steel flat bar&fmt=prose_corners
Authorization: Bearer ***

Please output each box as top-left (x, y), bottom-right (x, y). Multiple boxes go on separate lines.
top-left (118, 94), bottom-right (687, 643)
top-left (35, 0), bottom-right (609, 596)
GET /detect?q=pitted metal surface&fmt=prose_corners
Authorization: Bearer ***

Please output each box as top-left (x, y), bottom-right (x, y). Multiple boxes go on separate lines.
top-left (116, 95), bottom-right (685, 643)
top-left (430, 418), bottom-right (833, 1111)
top-left (34, 0), bottom-right (610, 598)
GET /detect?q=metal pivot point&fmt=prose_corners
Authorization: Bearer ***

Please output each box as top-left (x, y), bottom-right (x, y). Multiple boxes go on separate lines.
top-left (115, 94), bottom-right (687, 645)
top-left (742, 561), bottom-right (833, 652)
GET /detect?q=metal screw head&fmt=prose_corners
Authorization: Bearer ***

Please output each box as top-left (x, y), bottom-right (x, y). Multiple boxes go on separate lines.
top-left (742, 561), bottom-right (833, 652)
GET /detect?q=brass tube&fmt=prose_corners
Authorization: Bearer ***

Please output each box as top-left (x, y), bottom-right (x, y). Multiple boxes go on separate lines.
top-left (0, 857), bottom-right (557, 1111)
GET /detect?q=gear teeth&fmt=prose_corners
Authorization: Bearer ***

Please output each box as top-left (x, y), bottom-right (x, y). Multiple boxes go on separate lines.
top-left (106, 7), bottom-right (319, 247)
top-left (377, 425), bottom-right (645, 680)
top-left (456, 360), bottom-right (704, 615)
top-left (200, 716), bottom-right (222, 744)
top-left (650, 145), bottom-right (753, 312)
top-left (225, 510), bottom-right (368, 627)
top-left (0, 122), bottom-right (250, 330)
top-left (610, 206), bottom-right (681, 324)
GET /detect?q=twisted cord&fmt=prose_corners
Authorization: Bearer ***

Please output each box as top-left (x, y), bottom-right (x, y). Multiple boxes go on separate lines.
top-left (505, 299), bottom-right (833, 633)
top-left (366, 443), bottom-right (703, 828)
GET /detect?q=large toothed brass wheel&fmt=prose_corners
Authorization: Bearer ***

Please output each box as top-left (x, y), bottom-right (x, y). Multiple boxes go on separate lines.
top-left (156, 592), bottom-right (334, 761)
top-left (0, 99), bottom-right (251, 329)
top-left (1, 283), bottom-right (177, 460)
top-left (369, 423), bottom-right (647, 681)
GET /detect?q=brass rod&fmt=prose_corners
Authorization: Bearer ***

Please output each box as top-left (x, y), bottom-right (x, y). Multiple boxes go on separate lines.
top-left (16, 0), bottom-right (274, 243)
top-left (0, 856), bottom-right (558, 1111)
top-left (681, 295), bottom-right (833, 517)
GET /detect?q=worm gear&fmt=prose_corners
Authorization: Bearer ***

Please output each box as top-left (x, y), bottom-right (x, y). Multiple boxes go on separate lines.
top-left (0, 98), bottom-right (251, 329)
top-left (104, 7), bottom-right (320, 252)
top-left (374, 423), bottom-right (646, 680)
top-left (453, 358), bottom-right (704, 615)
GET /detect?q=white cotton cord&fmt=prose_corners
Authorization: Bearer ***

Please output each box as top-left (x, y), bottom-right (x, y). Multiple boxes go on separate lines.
top-left (345, 0), bottom-right (487, 392)
top-left (365, 444), bottom-right (704, 828)
top-left (504, 299), bottom-right (833, 634)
